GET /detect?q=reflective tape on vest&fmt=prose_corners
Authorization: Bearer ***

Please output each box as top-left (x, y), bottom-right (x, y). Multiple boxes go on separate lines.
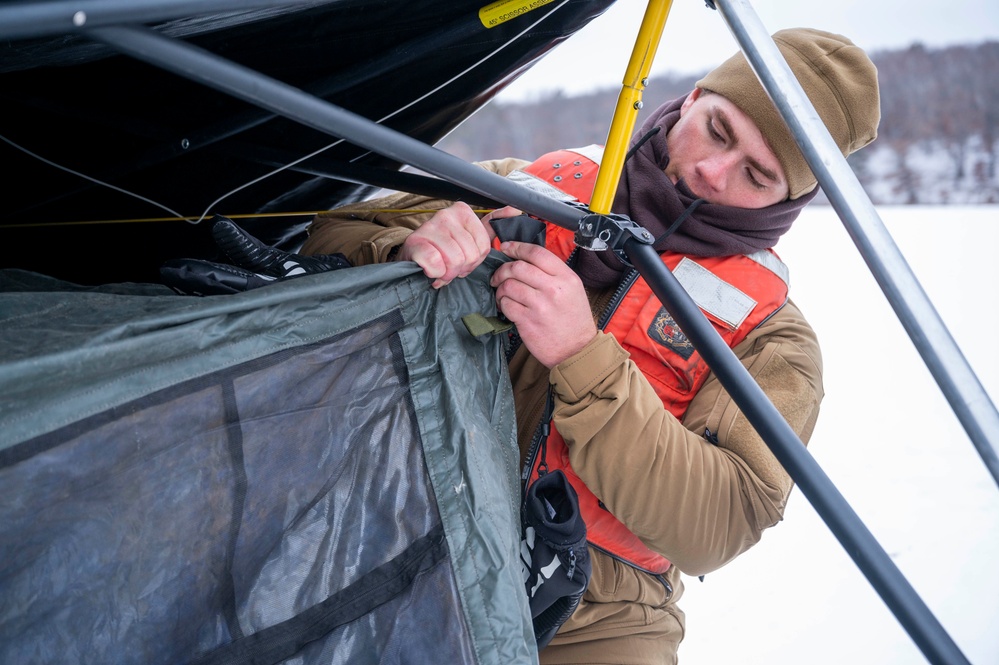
top-left (505, 170), bottom-right (578, 202)
top-left (673, 257), bottom-right (757, 330)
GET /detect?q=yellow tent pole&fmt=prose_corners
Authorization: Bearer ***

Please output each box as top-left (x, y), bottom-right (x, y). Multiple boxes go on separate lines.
top-left (588, 0), bottom-right (673, 215)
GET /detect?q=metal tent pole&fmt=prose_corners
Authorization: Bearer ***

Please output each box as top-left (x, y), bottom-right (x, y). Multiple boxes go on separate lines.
top-left (712, 0), bottom-right (999, 489)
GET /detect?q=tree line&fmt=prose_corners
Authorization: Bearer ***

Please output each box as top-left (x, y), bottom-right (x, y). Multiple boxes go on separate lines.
top-left (437, 41), bottom-right (999, 204)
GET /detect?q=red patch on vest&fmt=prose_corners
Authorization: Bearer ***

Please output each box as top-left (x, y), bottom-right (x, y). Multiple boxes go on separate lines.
top-left (647, 307), bottom-right (695, 360)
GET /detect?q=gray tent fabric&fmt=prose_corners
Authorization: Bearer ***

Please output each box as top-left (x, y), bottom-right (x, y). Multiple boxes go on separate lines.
top-left (0, 254), bottom-right (537, 664)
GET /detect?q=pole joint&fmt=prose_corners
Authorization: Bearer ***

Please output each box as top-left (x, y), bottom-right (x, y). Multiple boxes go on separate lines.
top-left (575, 211), bottom-right (654, 263)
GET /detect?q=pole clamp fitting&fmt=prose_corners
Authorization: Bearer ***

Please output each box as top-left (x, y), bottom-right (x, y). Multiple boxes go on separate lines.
top-left (575, 212), bottom-right (655, 253)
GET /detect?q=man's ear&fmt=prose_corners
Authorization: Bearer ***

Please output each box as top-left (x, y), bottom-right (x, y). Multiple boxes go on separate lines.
top-left (679, 87), bottom-right (703, 115)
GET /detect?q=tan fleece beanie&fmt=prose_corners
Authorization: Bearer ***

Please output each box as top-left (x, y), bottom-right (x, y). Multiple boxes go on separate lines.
top-left (697, 28), bottom-right (880, 199)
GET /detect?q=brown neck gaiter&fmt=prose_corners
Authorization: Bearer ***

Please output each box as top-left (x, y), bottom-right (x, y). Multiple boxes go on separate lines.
top-left (576, 95), bottom-right (817, 290)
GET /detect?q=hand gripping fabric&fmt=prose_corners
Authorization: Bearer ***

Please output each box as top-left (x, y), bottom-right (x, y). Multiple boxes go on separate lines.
top-left (160, 216), bottom-right (351, 295)
top-left (521, 468), bottom-right (591, 650)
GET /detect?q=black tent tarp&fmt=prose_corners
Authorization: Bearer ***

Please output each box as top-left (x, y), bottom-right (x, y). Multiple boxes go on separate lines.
top-left (0, 0), bottom-right (617, 285)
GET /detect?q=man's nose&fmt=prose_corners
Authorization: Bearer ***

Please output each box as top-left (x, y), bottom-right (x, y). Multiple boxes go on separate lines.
top-left (697, 152), bottom-right (739, 192)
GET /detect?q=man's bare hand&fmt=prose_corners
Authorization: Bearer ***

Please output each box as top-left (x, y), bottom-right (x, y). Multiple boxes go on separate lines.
top-left (396, 203), bottom-right (520, 288)
top-left (491, 241), bottom-right (597, 368)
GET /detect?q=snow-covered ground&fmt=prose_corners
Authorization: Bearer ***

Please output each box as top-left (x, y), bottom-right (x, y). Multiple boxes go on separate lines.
top-left (677, 205), bottom-right (999, 664)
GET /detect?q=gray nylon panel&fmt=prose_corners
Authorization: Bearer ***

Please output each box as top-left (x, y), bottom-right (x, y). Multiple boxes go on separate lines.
top-left (0, 255), bottom-right (536, 664)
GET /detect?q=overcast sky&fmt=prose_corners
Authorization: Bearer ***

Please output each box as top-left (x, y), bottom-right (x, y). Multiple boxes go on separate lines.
top-left (497, 0), bottom-right (999, 101)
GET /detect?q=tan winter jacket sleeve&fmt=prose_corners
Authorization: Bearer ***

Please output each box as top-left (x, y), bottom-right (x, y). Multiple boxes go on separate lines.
top-left (550, 300), bottom-right (823, 577)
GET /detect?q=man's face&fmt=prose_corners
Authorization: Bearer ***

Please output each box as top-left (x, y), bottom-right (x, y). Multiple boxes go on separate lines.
top-left (665, 89), bottom-right (789, 208)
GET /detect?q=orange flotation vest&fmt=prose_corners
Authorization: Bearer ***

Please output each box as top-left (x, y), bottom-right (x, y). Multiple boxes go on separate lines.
top-left (508, 147), bottom-right (790, 575)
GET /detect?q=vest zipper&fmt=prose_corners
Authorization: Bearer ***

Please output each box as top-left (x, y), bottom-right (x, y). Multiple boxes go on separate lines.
top-left (521, 385), bottom-right (555, 487)
top-left (519, 247), bottom-right (580, 486)
top-left (522, 262), bottom-right (639, 489)
top-left (588, 542), bottom-right (674, 595)
top-left (597, 268), bottom-right (639, 331)
top-left (521, 260), bottom-right (634, 489)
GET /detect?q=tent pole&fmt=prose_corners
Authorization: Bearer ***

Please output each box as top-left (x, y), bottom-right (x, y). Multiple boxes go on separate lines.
top-left (710, 0), bottom-right (999, 489)
top-left (589, 0), bottom-right (674, 213)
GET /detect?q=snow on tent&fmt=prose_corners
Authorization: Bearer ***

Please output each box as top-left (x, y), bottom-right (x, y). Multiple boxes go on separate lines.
top-left (0, 256), bottom-right (537, 664)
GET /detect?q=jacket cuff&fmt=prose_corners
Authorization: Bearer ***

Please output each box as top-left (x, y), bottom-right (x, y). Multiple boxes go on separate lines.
top-left (368, 228), bottom-right (414, 263)
top-left (550, 332), bottom-right (629, 403)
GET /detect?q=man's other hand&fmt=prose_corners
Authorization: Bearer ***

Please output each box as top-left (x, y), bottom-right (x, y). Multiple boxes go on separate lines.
top-left (491, 241), bottom-right (597, 368)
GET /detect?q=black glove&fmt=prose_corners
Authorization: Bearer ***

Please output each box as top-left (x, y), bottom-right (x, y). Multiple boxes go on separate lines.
top-left (521, 468), bottom-right (590, 650)
top-left (160, 215), bottom-right (351, 296)
top-left (489, 214), bottom-right (547, 246)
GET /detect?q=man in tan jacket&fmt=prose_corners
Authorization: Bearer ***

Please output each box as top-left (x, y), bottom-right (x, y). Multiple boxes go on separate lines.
top-left (300, 28), bottom-right (880, 665)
